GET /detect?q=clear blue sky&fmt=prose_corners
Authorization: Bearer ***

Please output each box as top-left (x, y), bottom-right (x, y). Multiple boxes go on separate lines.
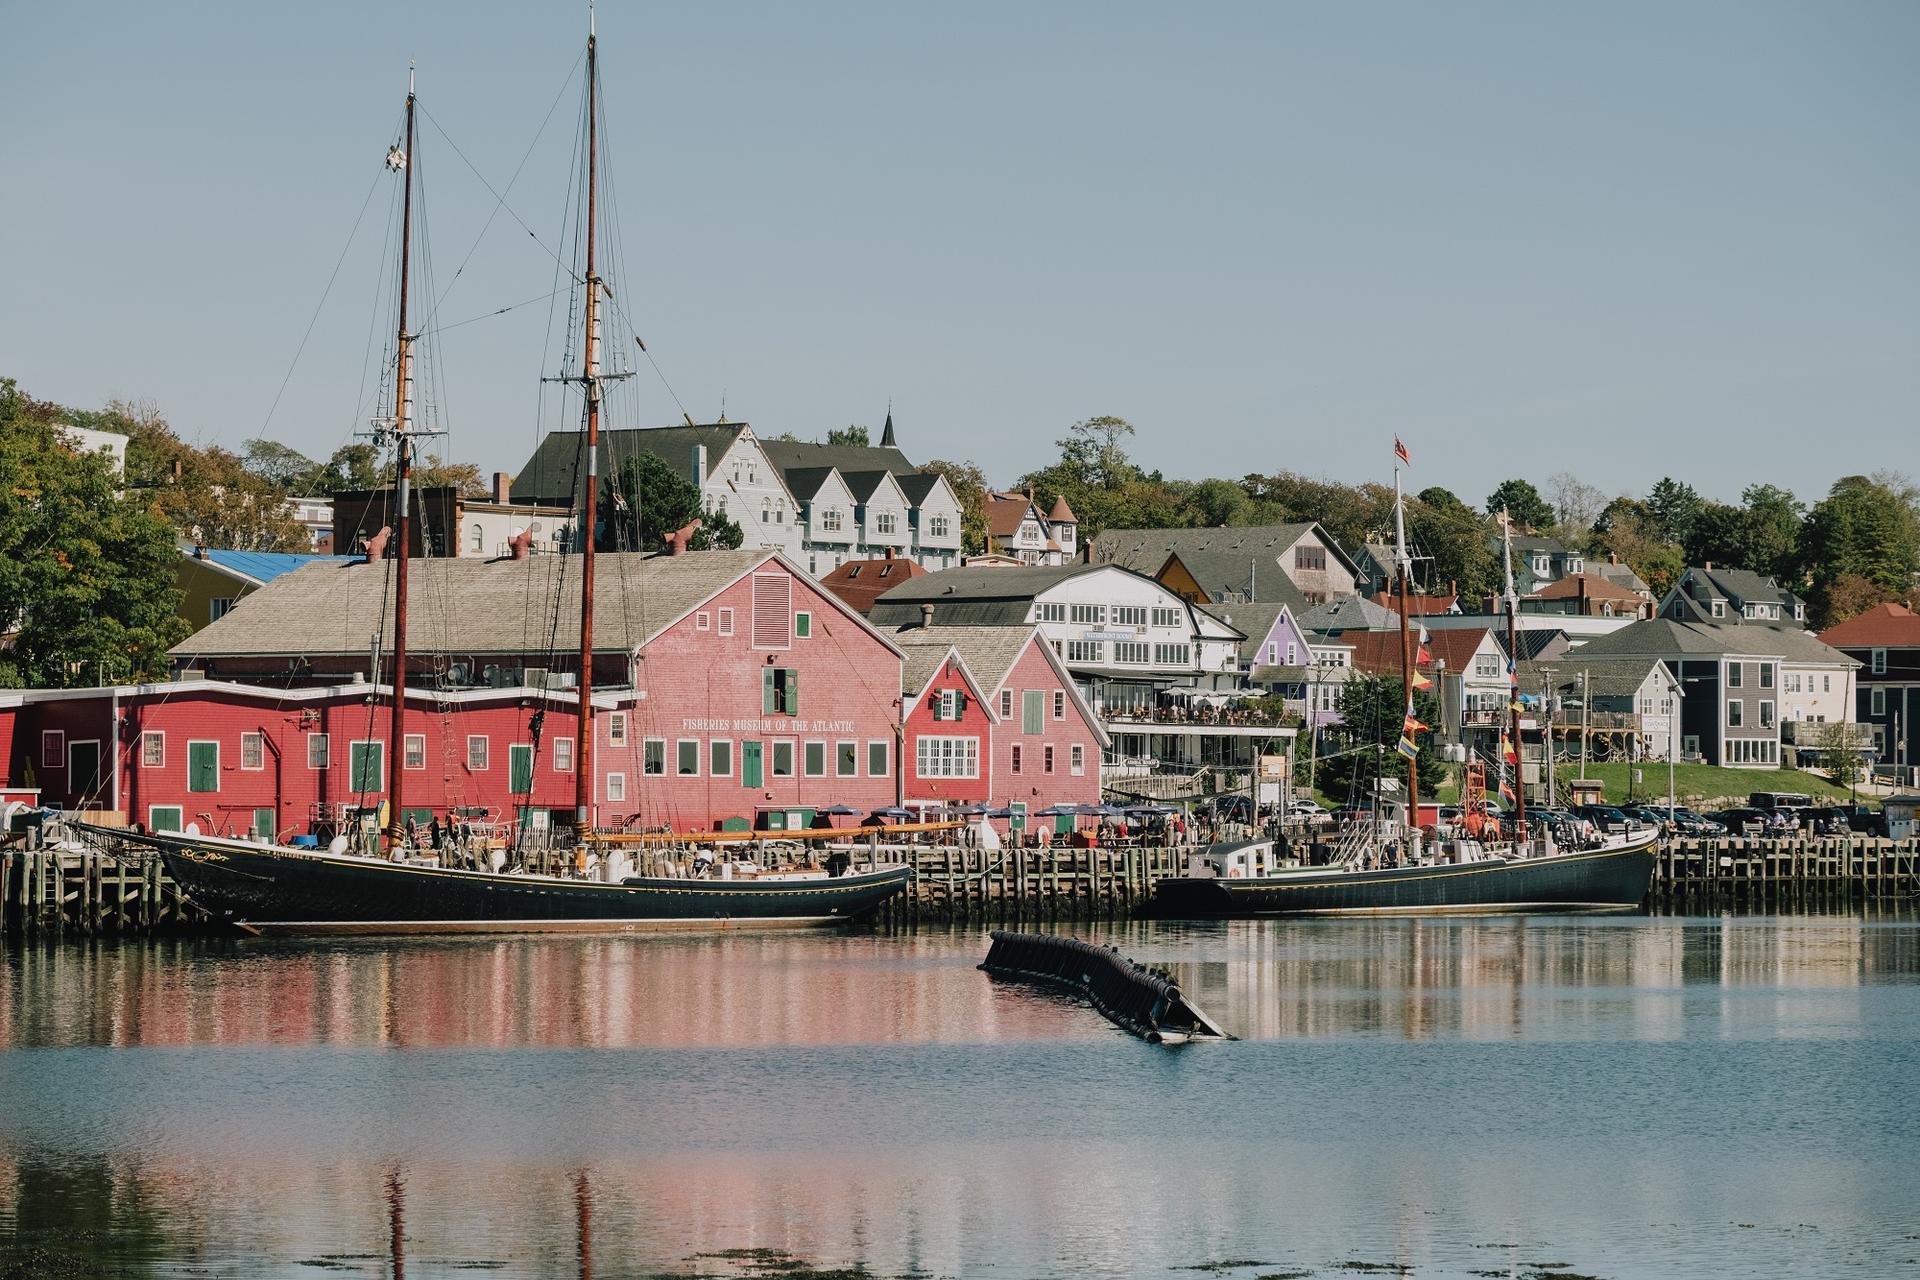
top-left (4, 1), bottom-right (1915, 508)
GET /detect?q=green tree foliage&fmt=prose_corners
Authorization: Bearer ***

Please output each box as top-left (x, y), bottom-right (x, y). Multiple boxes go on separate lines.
top-left (599, 451), bottom-right (744, 553)
top-left (1644, 477), bottom-right (1702, 546)
top-left (1815, 719), bottom-right (1865, 784)
top-left (1800, 475), bottom-right (1920, 625)
top-left (1409, 486), bottom-right (1497, 600)
top-left (0, 380), bottom-right (190, 687)
top-left (1485, 478), bottom-right (1555, 531)
top-left (826, 425), bottom-right (869, 447)
top-left (113, 402), bottom-right (309, 550)
top-left (1734, 483), bottom-right (1804, 580)
top-left (1317, 672), bottom-right (1445, 803)
top-left (1018, 416), bottom-right (1187, 537)
top-left (921, 458), bottom-right (990, 555)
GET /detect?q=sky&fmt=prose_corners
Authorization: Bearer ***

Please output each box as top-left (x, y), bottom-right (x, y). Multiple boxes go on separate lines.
top-left (3, 1), bottom-right (1916, 508)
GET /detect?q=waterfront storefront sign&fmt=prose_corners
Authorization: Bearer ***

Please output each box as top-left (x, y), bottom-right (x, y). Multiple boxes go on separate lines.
top-left (681, 716), bottom-right (857, 734)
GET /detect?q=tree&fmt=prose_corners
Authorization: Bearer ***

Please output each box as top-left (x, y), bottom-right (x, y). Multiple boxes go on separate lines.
top-left (411, 454), bottom-right (489, 499)
top-left (1736, 483), bottom-right (1804, 581)
top-left (0, 379), bottom-right (190, 687)
top-left (1408, 488), bottom-right (1496, 600)
top-left (1644, 477), bottom-right (1702, 546)
top-left (1800, 475), bottom-right (1920, 626)
top-left (921, 458), bottom-right (990, 555)
top-left (241, 438), bottom-right (321, 490)
top-left (1485, 479), bottom-right (1554, 532)
top-left (1019, 415), bottom-right (1187, 538)
top-left (1682, 500), bottom-right (1748, 571)
top-left (1317, 672), bottom-right (1445, 803)
top-left (320, 443), bottom-right (383, 492)
top-left (599, 451), bottom-right (744, 553)
top-left (115, 401), bottom-right (308, 551)
top-left (1548, 472), bottom-right (1607, 540)
top-left (1815, 720), bottom-right (1865, 786)
top-left (826, 425), bottom-right (869, 448)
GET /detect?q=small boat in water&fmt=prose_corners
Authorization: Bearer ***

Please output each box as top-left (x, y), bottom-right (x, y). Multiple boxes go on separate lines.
top-left (99, 825), bottom-right (911, 936)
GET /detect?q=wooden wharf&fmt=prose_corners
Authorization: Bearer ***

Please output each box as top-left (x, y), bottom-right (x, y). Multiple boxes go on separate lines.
top-left (3, 832), bottom-right (1915, 937)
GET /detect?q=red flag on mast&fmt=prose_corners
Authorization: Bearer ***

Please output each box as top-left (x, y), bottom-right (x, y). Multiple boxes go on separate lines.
top-left (1394, 437), bottom-right (1410, 466)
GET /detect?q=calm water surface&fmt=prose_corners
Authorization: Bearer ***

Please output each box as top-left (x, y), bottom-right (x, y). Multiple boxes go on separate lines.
top-left (3, 913), bottom-right (1918, 1279)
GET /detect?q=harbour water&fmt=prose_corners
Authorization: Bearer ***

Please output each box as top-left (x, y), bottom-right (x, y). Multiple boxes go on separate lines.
top-left (2, 913), bottom-right (1918, 1278)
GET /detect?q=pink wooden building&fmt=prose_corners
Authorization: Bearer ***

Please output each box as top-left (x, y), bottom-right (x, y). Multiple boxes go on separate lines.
top-left (2, 550), bottom-right (910, 835)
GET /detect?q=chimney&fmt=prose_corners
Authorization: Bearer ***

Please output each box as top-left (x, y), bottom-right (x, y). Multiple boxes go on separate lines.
top-left (508, 528), bottom-right (533, 560)
top-left (691, 444), bottom-right (707, 487)
top-left (665, 519), bottom-right (701, 557)
top-left (884, 546), bottom-right (896, 560)
top-left (1704, 560), bottom-right (1713, 571)
top-left (363, 526), bottom-right (392, 561)
top-left (1608, 552), bottom-right (1619, 565)
top-left (920, 603), bottom-right (935, 631)
top-left (492, 471), bottom-right (511, 503)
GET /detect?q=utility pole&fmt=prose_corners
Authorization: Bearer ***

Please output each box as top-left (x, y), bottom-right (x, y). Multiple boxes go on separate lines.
top-left (1539, 667), bottom-right (1558, 807)
top-left (1580, 668), bottom-right (1591, 782)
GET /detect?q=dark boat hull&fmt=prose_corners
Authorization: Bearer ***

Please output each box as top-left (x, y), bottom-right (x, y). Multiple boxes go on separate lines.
top-left (130, 833), bottom-right (911, 935)
top-left (1152, 838), bottom-right (1656, 918)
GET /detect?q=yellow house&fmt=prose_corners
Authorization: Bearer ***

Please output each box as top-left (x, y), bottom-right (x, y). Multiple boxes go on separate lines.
top-left (174, 547), bottom-right (354, 636)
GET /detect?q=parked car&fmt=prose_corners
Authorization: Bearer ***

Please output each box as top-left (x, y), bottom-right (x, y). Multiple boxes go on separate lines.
top-left (1574, 803), bottom-right (1639, 835)
top-left (1706, 807), bottom-right (1769, 835)
top-left (1286, 800), bottom-right (1333, 826)
top-left (1664, 807), bottom-right (1726, 836)
top-left (1748, 790), bottom-right (1814, 813)
top-left (1618, 804), bottom-right (1673, 831)
top-left (1210, 795), bottom-right (1253, 824)
top-left (1848, 806), bottom-right (1889, 836)
top-left (1802, 806), bottom-right (1856, 835)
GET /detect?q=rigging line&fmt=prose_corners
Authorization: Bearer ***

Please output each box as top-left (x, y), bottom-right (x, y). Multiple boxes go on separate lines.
top-left (260, 167), bottom-right (385, 439)
top-left (415, 287), bottom-right (570, 338)
top-left (413, 48), bottom-right (586, 330)
top-left (417, 98), bottom-right (585, 289)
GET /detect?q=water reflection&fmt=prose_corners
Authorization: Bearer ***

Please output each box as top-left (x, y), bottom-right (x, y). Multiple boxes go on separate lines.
top-left (5, 914), bottom-right (1917, 1051)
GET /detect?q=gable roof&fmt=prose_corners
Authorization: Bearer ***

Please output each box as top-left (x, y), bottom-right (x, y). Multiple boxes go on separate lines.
top-left (1201, 602), bottom-right (1303, 665)
top-left (893, 640), bottom-right (995, 714)
top-left (1531, 572), bottom-right (1645, 605)
top-left (1165, 549), bottom-right (1311, 609)
top-left (184, 548), bottom-right (354, 587)
top-left (1495, 628), bottom-right (1571, 662)
top-left (867, 562), bottom-right (1126, 627)
top-left (1820, 602), bottom-right (1920, 649)
top-left (892, 624), bottom-right (1035, 697)
top-left (1093, 523), bottom-right (1360, 578)
top-left (170, 548), bottom-right (856, 659)
top-left (817, 555), bottom-right (930, 615)
top-left (780, 466), bottom-right (843, 501)
top-left (1344, 627), bottom-right (1495, 678)
top-left (1298, 595), bottom-right (1399, 633)
top-left (984, 491), bottom-right (1041, 539)
top-left (1516, 656), bottom-right (1674, 702)
top-left (896, 472), bottom-right (948, 506)
top-left (509, 424), bottom-right (747, 503)
top-left (758, 438), bottom-right (917, 479)
top-left (1572, 617), bottom-right (1856, 665)
top-left (1367, 590), bottom-right (1459, 614)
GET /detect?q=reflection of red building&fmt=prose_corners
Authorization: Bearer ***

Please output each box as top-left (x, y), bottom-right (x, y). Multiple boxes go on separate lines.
top-left (893, 624), bottom-right (1105, 820)
top-left (1, 549), bottom-right (908, 834)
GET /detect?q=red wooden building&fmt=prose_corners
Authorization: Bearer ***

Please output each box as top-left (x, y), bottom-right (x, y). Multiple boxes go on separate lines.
top-left (2, 550), bottom-right (910, 835)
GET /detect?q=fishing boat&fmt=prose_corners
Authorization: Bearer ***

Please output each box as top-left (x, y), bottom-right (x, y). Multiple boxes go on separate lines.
top-left (1153, 444), bottom-right (1657, 918)
top-left (103, 19), bottom-right (912, 934)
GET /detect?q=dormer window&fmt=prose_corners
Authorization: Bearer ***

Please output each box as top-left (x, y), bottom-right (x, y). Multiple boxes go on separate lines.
top-left (1711, 600), bottom-right (1726, 618)
top-left (1794, 603), bottom-right (1805, 621)
top-left (1532, 555), bottom-right (1549, 576)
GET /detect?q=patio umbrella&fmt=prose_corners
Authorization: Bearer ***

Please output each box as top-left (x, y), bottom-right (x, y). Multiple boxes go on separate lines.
top-left (866, 807), bottom-right (915, 822)
top-left (1080, 803), bottom-right (1126, 817)
top-left (816, 804), bottom-right (863, 815)
top-left (982, 807), bottom-right (1017, 819)
top-left (1127, 804), bottom-right (1175, 816)
top-left (1032, 806), bottom-right (1077, 818)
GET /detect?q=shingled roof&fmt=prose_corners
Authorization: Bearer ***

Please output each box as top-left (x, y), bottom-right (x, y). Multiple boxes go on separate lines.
top-left (758, 438), bottom-right (917, 478)
top-left (509, 424), bottom-right (747, 504)
top-left (1093, 523), bottom-right (1358, 576)
top-left (818, 554), bottom-right (929, 615)
top-left (173, 548), bottom-right (789, 658)
top-left (892, 624), bottom-right (1037, 697)
top-left (1166, 548), bottom-right (1310, 610)
top-left (1820, 602), bottom-right (1920, 649)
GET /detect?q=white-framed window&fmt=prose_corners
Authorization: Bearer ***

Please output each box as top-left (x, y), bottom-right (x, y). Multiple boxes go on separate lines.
top-left (643, 739), bottom-right (666, 775)
top-left (1711, 600), bottom-right (1726, 618)
top-left (554, 737), bottom-right (574, 772)
top-left (821, 508), bottom-right (843, 532)
top-left (1727, 663), bottom-right (1742, 689)
top-left (1067, 640), bottom-right (1104, 663)
top-left (867, 740), bottom-right (889, 776)
top-left (677, 739), bottom-right (701, 776)
top-left (1070, 604), bottom-right (1105, 625)
top-left (1759, 700), bottom-right (1775, 729)
top-left (1112, 606), bottom-right (1147, 627)
top-left (915, 735), bottom-right (979, 778)
top-left (238, 731), bottom-right (265, 772)
top-left (1011, 745), bottom-right (1023, 773)
top-left (1053, 690), bottom-right (1065, 720)
top-left (346, 740), bottom-right (381, 792)
top-left (469, 523), bottom-right (485, 554)
top-left (1044, 745), bottom-right (1055, 773)
top-left (140, 731), bottom-right (164, 768)
top-left (999, 690), bottom-right (1013, 718)
top-left (1871, 648), bottom-right (1887, 674)
top-left (928, 515), bottom-right (950, 538)
top-left (696, 611), bottom-right (711, 632)
top-left (307, 733), bottom-right (329, 770)
top-left (608, 712), bottom-right (629, 746)
top-left (710, 739), bottom-right (733, 776)
top-left (209, 597), bottom-right (235, 623)
top-left (837, 740), bottom-right (859, 777)
top-left (1151, 606), bottom-right (1182, 627)
top-left (876, 511), bottom-right (897, 535)
top-left (1154, 643), bottom-right (1192, 665)
top-left (40, 730), bottom-right (64, 769)
top-left (1872, 688), bottom-right (1886, 716)
top-left (1114, 642), bottom-right (1150, 664)
top-left (466, 736), bottom-right (489, 770)
top-left (1034, 603), bottom-right (1066, 624)
top-left (1071, 744), bottom-right (1085, 776)
top-left (795, 612), bottom-right (811, 639)
top-left (1728, 701), bottom-right (1742, 728)
top-left (718, 608), bottom-right (735, 637)
top-left (404, 734), bottom-right (426, 770)
top-left (1760, 663), bottom-right (1774, 689)
top-left (803, 740), bottom-right (826, 776)
top-left (770, 739), bottom-right (796, 778)
top-left (606, 772), bottom-right (627, 803)
top-left (938, 689), bottom-right (959, 720)
top-left (1531, 555), bottom-right (1549, 576)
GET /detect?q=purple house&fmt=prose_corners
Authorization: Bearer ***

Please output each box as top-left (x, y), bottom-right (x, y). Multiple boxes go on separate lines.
top-left (1204, 602), bottom-right (1350, 729)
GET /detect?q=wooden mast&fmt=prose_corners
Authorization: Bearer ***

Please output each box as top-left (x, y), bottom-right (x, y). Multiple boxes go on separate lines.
top-left (1392, 466), bottom-right (1418, 836)
top-left (573, 24), bottom-right (600, 837)
top-left (383, 67), bottom-right (418, 853)
top-left (1502, 507), bottom-right (1527, 841)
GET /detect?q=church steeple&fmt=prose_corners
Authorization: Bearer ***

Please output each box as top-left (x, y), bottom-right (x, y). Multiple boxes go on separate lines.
top-left (880, 403), bottom-right (896, 448)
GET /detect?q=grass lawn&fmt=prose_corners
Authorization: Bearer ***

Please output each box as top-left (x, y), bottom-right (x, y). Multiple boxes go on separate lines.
top-left (1537, 761), bottom-right (1851, 808)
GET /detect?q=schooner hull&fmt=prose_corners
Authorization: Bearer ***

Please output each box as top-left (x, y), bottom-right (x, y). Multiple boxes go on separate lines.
top-left (124, 832), bottom-right (911, 935)
top-left (1152, 838), bottom-right (1656, 918)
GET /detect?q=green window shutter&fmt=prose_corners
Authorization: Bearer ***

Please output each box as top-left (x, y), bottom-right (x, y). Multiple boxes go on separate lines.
top-left (1023, 691), bottom-right (1043, 735)
top-left (510, 744), bottom-right (534, 793)
top-left (956, 691), bottom-right (968, 718)
top-left (187, 742), bottom-right (219, 793)
top-left (763, 669), bottom-right (776, 715)
top-left (795, 612), bottom-right (811, 638)
top-left (783, 670), bottom-right (800, 716)
top-left (742, 740), bottom-right (763, 788)
top-left (930, 693), bottom-right (943, 722)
